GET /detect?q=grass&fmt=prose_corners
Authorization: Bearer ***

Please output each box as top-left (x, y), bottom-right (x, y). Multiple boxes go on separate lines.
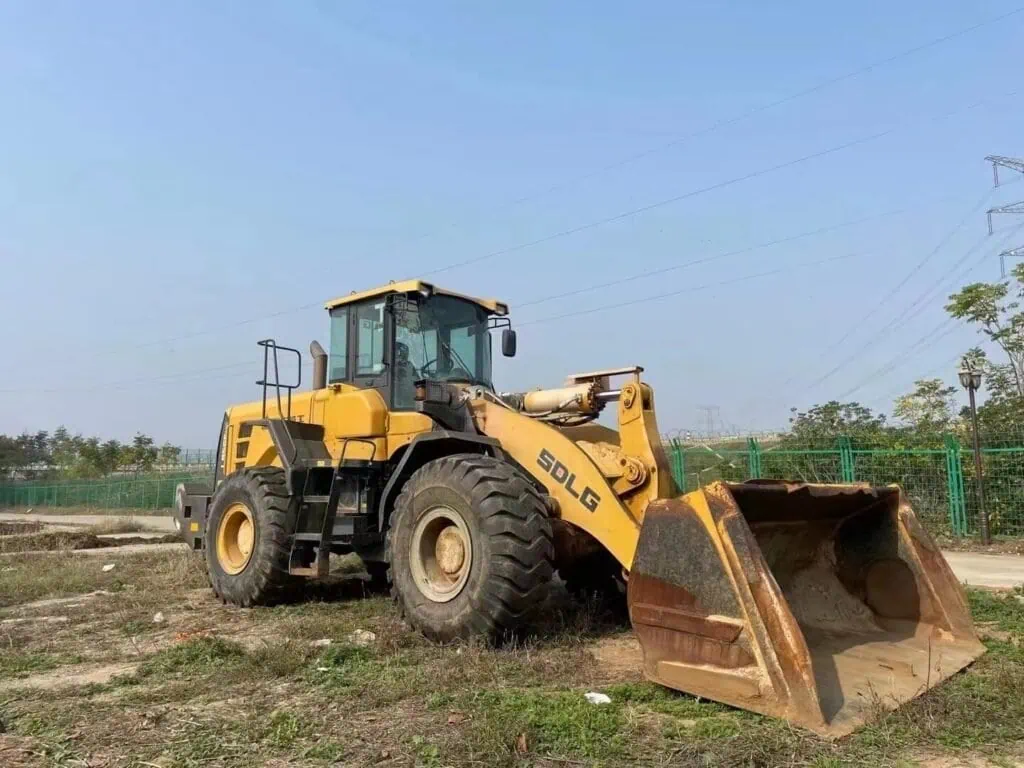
top-left (0, 651), bottom-right (81, 679)
top-left (134, 636), bottom-right (248, 679)
top-left (0, 548), bottom-right (207, 608)
top-left (0, 543), bottom-right (1022, 767)
top-left (461, 688), bottom-right (629, 759)
top-left (967, 586), bottom-right (1024, 634)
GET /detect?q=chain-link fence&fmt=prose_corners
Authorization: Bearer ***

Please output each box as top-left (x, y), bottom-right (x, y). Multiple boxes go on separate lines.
top-left (0, 471), bottom-right (214, 510)
top-left (667, 435), bottom-right (1024, 537)
top-left (167, 448), bottom-right (217, 468)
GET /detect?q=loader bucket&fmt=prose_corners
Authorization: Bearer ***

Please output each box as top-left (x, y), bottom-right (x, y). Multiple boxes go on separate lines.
top-left (627, 481), bottom-right (985, 736)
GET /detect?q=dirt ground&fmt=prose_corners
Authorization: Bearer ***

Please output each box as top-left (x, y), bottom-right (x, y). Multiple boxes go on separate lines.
top-left (1, 547), bottom-right (1023, 766)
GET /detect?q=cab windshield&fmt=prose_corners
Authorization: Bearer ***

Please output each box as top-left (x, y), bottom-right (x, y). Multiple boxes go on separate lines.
top-left (394, 295), bottom-right (493, 406)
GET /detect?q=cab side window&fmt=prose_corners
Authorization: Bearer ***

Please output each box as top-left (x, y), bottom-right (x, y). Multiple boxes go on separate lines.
top-left (355, 301), bottom-right (386, 375)
top-left (328, 307), bottom-right (348, 382)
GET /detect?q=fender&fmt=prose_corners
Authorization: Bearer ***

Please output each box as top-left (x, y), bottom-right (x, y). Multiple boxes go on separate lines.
top-left (377, 431), bottom-right (503, 531)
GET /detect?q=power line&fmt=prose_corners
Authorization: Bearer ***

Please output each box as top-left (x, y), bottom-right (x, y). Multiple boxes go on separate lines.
top-left (835, 320), bottom-right (964, 400)
top-left (873, 349), bottom-right (967, 406)
top-left (518, 251), bottom-right (865, 328)
top-left (63, 90), bottom-right (1017, 368)
top-left (806, 222), bottom-right (1024, 401)
top-left (9, 202), bottom-right (965, 398)
top-left (421, 90), bottom-right (1015, 277)
top-left (893, 222), bottom-right (1024, 329)
top-left (0, 361), bottom-right (256, 395)
top-left (88, 301), bottom-right (325, 359)
top-left (734, 209), bottom-right (1017, 420)
top-left (790, 189), bottom-right (997, 394)
top-left (515, 207), bottom-right (907, 310)
top-left (488, 5), bottom-right (1024, 211)
top-left (345, 5), bottom-right (1024, 257)
top-left (514, 189), bottom-right (1004, 314)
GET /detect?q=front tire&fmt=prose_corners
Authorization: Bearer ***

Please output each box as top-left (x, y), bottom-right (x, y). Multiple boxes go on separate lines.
top-left (205, 468), bottom-right (297, 606)
top-left (387, 454), bottom-right (554, 642)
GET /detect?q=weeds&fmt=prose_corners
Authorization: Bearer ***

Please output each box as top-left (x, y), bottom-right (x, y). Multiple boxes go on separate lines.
top-left (0, 651), bottom-right (80, 679)
top-left (135, 636), bottom-right (246, 679)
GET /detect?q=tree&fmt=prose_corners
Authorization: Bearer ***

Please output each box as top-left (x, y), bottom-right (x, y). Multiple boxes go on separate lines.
top-left (101, 440), bottom-right (123, 474)
top-left (158, 443), bottom-right (181, 466)
top-left (48, 426), bottom-right (82, 470)
top-left (74, 437), bottom-right (121, 477)
top-left (787, 401), bottom-right (889, 443)
top-left (0, 435), bottom-right (22, 476)
top-left (124, 434), bottom-right (157, 476)
top-left (892, 378), bottom-right (957, 433)
top-left (946, 263), bottom-right (1024, 398)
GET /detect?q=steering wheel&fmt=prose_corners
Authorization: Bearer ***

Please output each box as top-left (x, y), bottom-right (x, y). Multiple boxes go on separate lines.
top-left (419, 357), bottom-right (439, 377)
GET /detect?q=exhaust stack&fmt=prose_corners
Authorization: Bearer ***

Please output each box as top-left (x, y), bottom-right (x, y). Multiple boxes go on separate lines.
top-left (310, 340), bottom-right (327, 390)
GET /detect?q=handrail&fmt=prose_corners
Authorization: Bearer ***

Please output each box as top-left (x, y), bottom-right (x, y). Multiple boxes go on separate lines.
top-left (256, 339), bottom-right (303, 419)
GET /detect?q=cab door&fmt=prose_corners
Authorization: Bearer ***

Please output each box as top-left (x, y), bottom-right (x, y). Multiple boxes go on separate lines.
top-left (350, 299), bottom-right (393, 405)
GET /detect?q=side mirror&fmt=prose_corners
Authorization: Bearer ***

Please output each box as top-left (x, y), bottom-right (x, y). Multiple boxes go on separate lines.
top-left (501, 328), bottom-right (517, 358)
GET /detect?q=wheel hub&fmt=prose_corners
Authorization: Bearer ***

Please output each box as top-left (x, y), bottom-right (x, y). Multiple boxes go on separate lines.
top-left (410, 506), bottom-right (472, 603)
top-left (216, 502), bottom-right (255, 575)
top-left (436, 527), bottom-right (466, 575)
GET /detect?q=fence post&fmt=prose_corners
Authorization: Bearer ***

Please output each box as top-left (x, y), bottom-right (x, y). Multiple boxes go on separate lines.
top-left (838, 437), bottom-right (855, 483)
top-left (747, 438), bottom-right (762, 479)
top-left (944, 434), bottom-right (968, 536)
top-left (669, 439), bottom-right (685, 490)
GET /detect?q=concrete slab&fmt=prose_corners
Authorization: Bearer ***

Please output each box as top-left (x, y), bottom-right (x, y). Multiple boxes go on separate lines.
top-left (0, 512), bottom-right (175, 532)
top-left (943, 551), bottom-right (1024, 590)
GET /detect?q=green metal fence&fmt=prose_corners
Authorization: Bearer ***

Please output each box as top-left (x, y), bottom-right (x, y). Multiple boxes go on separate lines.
top-left (667, 436), bottom-right (1024, 538)
top-left (4, 437), bottom-right (1024, 537)
top-left (0, 471), bottom-right (214, 510)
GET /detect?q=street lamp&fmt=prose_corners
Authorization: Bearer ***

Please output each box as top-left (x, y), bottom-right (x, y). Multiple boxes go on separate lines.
top-left (958, 365), bottom-right (989, 544)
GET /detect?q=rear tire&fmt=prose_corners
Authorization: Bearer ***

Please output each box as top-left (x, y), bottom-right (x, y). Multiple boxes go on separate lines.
top-left (205, 468), bottom-right (298, 607)
top-left (387, 454), bottom-right (554, 642)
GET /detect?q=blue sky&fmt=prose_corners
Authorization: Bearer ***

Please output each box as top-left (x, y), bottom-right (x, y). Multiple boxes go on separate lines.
top-left (1, 1), bottom-right (1022, 446)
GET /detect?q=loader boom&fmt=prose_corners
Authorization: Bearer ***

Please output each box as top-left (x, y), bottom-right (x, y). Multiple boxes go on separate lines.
top-left (468, 367), bottom-right (674, 570)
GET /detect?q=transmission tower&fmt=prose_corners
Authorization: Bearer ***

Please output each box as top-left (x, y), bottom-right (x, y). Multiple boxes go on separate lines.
top-left (1001, 246), bottom-right (1024, 278)
top-left (696, 405), bottom-right (721, 437)
top-left (985, 155), bottom-right (1024, 276)
top-left (987, 155), bottom-right (1024, 186)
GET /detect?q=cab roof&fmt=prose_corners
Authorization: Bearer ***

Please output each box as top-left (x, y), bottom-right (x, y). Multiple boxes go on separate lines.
top-left (324, 280), bottom-right (509, 315)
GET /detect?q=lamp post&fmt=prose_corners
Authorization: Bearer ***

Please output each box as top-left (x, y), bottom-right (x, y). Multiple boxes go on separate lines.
top-left (958, 365), bottom-right (989, 544)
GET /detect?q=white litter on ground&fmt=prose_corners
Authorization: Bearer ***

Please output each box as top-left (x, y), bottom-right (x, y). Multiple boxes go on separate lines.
top-left (347, 629), bottom-right (376, 646)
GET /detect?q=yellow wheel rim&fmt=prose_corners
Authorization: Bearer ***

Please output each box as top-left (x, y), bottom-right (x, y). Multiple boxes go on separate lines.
top-left (216, 502), bottom-right (255, 575)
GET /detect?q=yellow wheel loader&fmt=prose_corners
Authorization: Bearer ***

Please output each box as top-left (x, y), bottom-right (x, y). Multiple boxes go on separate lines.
top-left (175, 280), bottom-right (984, 736)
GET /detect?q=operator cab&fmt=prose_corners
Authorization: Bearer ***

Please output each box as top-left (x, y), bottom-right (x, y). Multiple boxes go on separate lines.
top-left (324, 280), bottom-right (515, 409)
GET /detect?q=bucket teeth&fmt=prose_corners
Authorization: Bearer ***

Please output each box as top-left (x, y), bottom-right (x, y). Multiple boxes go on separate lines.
top-left (627, 481), bottom-right (985, 736)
